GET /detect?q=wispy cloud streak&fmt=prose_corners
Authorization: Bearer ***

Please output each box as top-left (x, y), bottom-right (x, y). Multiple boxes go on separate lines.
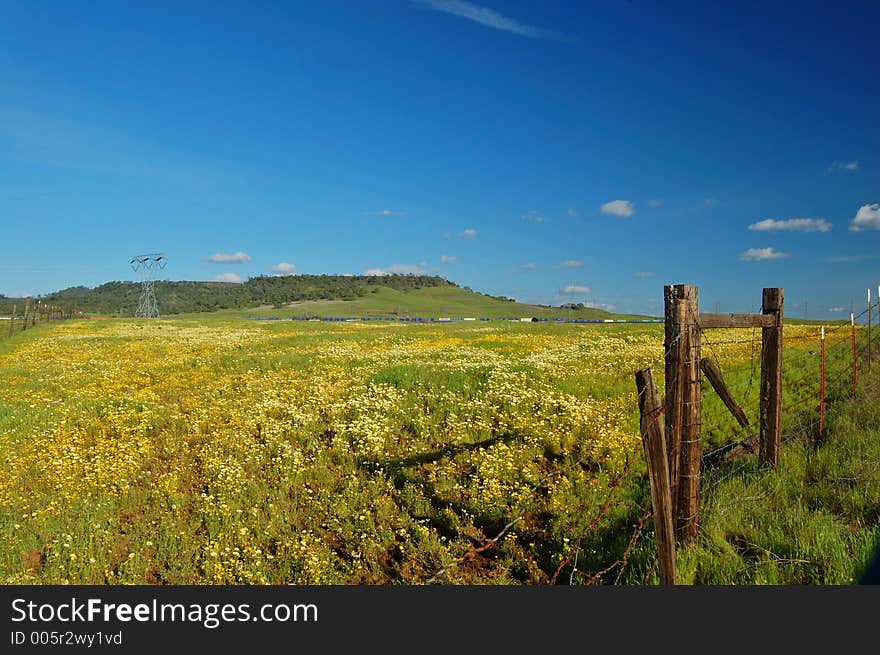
top-left (413, 0), bottom-right (551, 38)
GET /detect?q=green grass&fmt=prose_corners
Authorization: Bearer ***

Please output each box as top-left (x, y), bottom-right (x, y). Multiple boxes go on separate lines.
top-left (676, 378), bottom-right (880, 584)
top-left (605, 372), bottom-right (880, 585)
top-left (195, 285), bottom-right (653, 321)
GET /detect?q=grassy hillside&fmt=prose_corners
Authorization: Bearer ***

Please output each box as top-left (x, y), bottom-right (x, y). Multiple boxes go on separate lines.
top-left (217, 285), bottom-right (650, 320)
top-left (0, 275), bottom-right (454, 317)
top-left (1, 275), bottom-right (654, 321)
top-left (2, 273), bottom-right (839, 323)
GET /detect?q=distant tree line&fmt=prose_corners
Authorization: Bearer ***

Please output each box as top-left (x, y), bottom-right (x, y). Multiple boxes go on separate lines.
top-left (0, 275), bottom-right (455, 317)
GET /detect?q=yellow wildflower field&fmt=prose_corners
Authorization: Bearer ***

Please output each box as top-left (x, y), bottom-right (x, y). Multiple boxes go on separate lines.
top-left (0, 318), bottom-right (837, 584)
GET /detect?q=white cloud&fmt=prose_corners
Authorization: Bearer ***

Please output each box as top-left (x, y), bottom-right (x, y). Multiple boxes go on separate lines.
top-left (829, 160), bottom-right (859, 172)
top-left (849, 204), bottom-right (880, 232)
top-left (364, 264), bottom-right (427, 276)
top-left (635, 271), bottom-right (655, 278)
top-left (413, 0), bottom-right (551, 38)
top-left (521, 210), bottom-right (544, 223)
top-left (458, 228), bottom-right (477, 239)
top-left (740, 247), bottom-right (787, 262)
top-left (748, 218), bottom-right (831, 232)
top-left (828, 307), bottom-right (846, 313)
top-left (600, 200), bottom-right (634, 217)
top-left (213, 273), bottom-right (243, 283)
top-left (585, 301), bottom-right (617, 312)
top-left (439, 255), bottom-right (457, 264)
top-left (647, 199), bottom-right (663, 208)
top-left (566, 208), bottom-right (577, 217)
top-left (208, 251), bottom-right (251, 264)
top-left (563, 285), bottom-right (591, 294)
top-left (554, 259), bottom-right (583, 269)
top-left (270, 262), bottom-right (297, 275)
top-left (520, 262), bottom-right (536, 270)
top-left (370, 208), bottom-right (406, 217)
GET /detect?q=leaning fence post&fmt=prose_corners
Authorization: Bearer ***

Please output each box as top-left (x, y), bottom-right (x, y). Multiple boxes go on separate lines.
top-left (635, 367), bottom-right (677, 585)
top-left (759, 288), bottom-right (783, 467)
top-left (819, 326), bottom-right (826, 439)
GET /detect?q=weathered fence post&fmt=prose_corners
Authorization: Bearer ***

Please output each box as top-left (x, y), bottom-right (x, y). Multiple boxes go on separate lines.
top-left (759, 288), bottom-right (783, 467)
top-left (678, 285), bottom-right (700, 540)
top-left (819, 326), bottom-right (826, 439)
top-left (663, 286), bottom-right (685, 520)
top-left (21, 300), bottom-right (30, 332)
top-left (664, 284), bottom-right (701, 541)
top-left (635, 367), bottom-right (677, 585)
top-left (8, 304), bottom-right (15, 338)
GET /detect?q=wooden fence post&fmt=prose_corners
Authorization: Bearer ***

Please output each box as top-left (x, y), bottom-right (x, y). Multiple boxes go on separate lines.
top-left (663, 286), bottom-right (685, 520)
top-left (677, 285), bottom-right (700, 541)
top-left (868, 289), bottom-right (872, 370)
top-left (8, 304), bottom-right (15, 338)
top-left (759, 288), bottom-right (783, 467)
top-left (21, 300), bottom-right (30, 332)
top-left (635, 367), bottom-right (677, 585)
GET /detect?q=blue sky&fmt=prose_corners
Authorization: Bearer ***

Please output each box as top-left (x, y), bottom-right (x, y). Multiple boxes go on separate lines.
top-left (1, 0), bottom-right (878, 317)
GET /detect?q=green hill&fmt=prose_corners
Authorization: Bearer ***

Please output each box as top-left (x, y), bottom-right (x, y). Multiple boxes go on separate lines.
top-left (0, 275), bottom-right (651, 320)
top-left (213, 285), bottom-right (650, 320)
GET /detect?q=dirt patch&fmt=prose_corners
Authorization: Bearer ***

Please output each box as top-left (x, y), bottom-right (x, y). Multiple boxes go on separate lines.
top-left (145, 567), bottom-right (166, 585)
top-left (21, 549), bottom-right (45, 575)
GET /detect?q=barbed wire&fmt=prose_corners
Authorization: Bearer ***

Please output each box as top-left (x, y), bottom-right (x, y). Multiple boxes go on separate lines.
top-left (425, 447), bottom-right (624, 584)
top-left (549, 469), bottom-right (631, 584)
top-left (571, 503), bottom-right (652, 586)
